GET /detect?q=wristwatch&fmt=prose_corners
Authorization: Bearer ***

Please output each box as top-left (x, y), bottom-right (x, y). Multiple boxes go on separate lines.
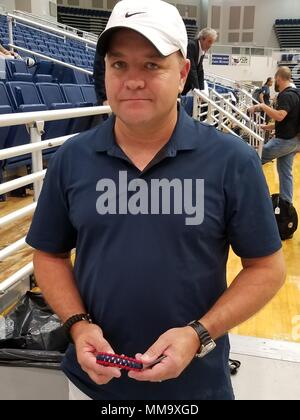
top-left (63, 313), bottom-right (93, 342)
top-left (187, 320), bottom-right (216, 358)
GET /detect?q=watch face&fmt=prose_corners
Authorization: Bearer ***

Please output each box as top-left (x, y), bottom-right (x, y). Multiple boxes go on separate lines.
top-left (196, 341), bottom-right (217, 358)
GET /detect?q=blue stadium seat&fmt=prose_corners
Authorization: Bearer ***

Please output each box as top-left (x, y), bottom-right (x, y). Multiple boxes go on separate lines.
top-left (6, 81), bottom-right (69, 142)
top-left (36, 82), bottom-right (73, 138)
top-left (7, 59), bottom-right (33, 82)
top-left (80, 84), bottom-right (97, 105)
top-left (0, 82), bottom-right (13, 189)
top-left (60, 83), bottom-right (93, 133)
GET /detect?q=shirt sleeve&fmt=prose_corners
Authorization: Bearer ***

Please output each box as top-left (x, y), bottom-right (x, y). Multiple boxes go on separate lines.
top-left (225, 149), bottom-right (282, 259)
top-left (277, 91), bottom-right (299, 113)
top-left (26, 149), bottom-right (77, 253)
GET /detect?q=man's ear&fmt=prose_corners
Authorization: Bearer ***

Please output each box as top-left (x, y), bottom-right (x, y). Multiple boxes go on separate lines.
top-left (179, 59), bottom-right (191, 94)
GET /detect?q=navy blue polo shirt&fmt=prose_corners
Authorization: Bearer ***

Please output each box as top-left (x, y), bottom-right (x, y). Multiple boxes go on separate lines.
top-left (26, 108), bottom-right (282, 400)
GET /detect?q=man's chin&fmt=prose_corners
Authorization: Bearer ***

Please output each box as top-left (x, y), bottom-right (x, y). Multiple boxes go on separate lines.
top-left (116, 110), bottom-right (154, 127)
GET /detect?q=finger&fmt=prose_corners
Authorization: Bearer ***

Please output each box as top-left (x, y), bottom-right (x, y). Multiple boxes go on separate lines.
top-left (128, 356), bottom-right (171, 382)
top-left (84, 354), bottom-right (121, 378)
top-left (135, 353), bottom-right (143, 360)
top-left (139, 339), bottom-right (168, 365)
top-left (87, 370), bottom-right (115, 385)
top-left (83, 353), bottom-right (121, 378)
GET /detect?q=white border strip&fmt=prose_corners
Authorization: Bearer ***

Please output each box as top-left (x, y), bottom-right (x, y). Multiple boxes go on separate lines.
top-left (230, 334), bottom-right (300, 363)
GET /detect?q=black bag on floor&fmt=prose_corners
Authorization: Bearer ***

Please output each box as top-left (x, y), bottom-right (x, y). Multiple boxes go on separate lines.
top-left (271, 194), bottom-right (298, 240)
top-left (0, 291), bottom-right (68, 368)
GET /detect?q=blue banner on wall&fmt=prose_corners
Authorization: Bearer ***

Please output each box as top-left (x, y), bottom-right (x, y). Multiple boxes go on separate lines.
top-left (211, 54), bottom-right (230, 65)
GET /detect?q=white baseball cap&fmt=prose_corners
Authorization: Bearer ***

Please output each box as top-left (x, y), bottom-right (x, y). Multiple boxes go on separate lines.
top-left (97, 0), bottom-right (188, 58)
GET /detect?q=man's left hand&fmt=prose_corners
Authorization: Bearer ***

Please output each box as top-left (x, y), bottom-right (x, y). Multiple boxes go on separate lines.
top-left (128, 327), bottom-right (200, 383)
top-left (248, 105), bottom-right (262, 114)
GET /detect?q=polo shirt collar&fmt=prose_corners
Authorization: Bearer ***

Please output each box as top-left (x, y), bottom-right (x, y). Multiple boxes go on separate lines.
top-left (92, 107), bottom-right (200, 155)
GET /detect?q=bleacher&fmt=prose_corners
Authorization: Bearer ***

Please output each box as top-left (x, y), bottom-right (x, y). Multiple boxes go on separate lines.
top-left (277, 53), bottom-right (300, 89)
top-left (0, 14), bottom-right (99, 192)
top-left (57, 5), bottom-right (198, 39)
top-left (206, 81), bottom-right (235, 96)
top-left (274, 19), bottom-right (300, 49)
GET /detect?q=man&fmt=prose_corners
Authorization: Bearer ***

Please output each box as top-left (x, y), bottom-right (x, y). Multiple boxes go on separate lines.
top-left (249, 67), bottom-right (300, 204)
top-left (26, 0), bottom-right (285, 400)
top-left (182, 27), bottom-right (217, 95)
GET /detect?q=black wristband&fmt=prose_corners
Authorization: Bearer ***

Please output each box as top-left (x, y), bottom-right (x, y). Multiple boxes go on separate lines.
top-left (63, 313), bottom-right (93, 342)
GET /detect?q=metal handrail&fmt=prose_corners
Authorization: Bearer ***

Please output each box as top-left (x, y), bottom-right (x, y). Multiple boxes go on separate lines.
top-left (0, 263), bottom-right (33, 295)
top-left (193, 89), bottom-right (264, 157)
top-left (0, 134), bottom-right (75, 160)
top-left (0, 105), bottom-right (110, 128)
top-left (206, 72), bottom-right (256, 91)
top-left (9, 44), bottom-right (93, 75)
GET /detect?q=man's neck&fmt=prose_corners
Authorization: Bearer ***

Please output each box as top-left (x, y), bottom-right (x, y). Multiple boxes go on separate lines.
top-left (113, 108), bottom-right (178, 171)
top-left (114, 110), bottom-right (178, 153)
top-left (279, 82), bottom-right (291, 92)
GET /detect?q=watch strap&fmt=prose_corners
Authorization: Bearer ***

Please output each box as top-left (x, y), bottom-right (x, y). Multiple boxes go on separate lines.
top-left (63, 313), bottom-right (93, 342)
top-left (188, 321), bottom-right (211, 346)
top-left (187, 320), bottom-right (216, 358)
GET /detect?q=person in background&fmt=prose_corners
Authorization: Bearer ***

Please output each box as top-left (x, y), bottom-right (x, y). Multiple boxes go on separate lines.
top-left (182, 27), bottom-right (218, 95)
top-left (258, 77), bottom-right (274, 128)
top-left (0, 39), bottom-right (17, 58)
top-left (249, 67), bottom-right (300, 205)
top-left (259, 77), bottom-right (273, 107)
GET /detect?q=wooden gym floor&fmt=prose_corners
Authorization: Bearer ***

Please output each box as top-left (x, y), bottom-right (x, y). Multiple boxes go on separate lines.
top-left (1, 155), bottom-right (300, 343)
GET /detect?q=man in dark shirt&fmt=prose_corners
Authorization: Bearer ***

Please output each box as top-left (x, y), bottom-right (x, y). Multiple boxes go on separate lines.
top-left (182, 28), bottom-right (217, 94)
top-left (249, 67), bottom-right (300, 204)
top-left (26, 0), bottom-right (285, 400)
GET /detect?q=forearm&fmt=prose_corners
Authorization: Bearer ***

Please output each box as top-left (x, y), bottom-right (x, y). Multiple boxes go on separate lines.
top-left (260, 103), bottom-right (284, 121)
top-left (0, 46), bottom-right (10, 55)
top-left (199, 251), bottom-right (285, 340)
top-left (33, 250), bottom-right (86, 322)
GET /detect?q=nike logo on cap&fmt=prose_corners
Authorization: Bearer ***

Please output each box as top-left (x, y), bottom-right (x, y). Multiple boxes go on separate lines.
top-left (125, 12), bottom-right (146, 18)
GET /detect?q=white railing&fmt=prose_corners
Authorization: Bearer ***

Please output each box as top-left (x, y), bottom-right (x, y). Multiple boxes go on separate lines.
top-left (206, 72), bottom-right (256, 92)
top-left (9, 44), bottom-right (93, 75)
top-left (205, 74), bottom-right (263, 120)
top-left (193, 89), bottom-right (265, 157)
top-left (0, 105), bottom-right (110, 296)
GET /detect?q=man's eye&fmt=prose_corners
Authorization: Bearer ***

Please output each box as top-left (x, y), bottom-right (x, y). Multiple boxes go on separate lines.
top-left (146, 63), bottom-right (159, 70)
top-left (112, 62), bottom-right (126, 69)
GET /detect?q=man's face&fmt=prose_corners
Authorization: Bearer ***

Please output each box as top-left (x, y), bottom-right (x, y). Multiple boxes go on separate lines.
top-left (105, 29), bottom-right (190, 129)
top-left (200, 36), bottom-right (215, 52)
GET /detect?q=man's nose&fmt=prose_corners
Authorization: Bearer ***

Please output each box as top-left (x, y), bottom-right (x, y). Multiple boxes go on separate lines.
top-left (124, 78), bottom-right (145, 90)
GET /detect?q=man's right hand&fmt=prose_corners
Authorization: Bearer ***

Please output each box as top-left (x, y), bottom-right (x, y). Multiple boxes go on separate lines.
top-left (72, 322), bottom-right (121, 385)
top-left (260, 124), bottom-right (274, 132)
